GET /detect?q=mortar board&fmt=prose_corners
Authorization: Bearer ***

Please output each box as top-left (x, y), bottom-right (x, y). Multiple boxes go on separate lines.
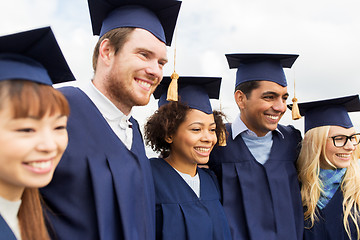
top-left (88, 0), bottom-right (181, 46)
top-left (225, 53), bottom-right (299, 88)
top-left (0, 27), bottom-right (75, 85)
top-left (288, 95), bottom-right (360, 132)
top-left (153, 76), bottom-right (221, 114)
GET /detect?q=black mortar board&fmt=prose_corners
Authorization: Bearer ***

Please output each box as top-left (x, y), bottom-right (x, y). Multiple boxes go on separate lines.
top-left (0, 26), bottom-right (75, 85)
top-left (288, 95), bottom-right (360, 132)
top-left (88, 0), bottom-right (181, 46)
top-left (226, 53), bottom-right (298, 88)
top-left (153, 76), bottom-right (221, 114)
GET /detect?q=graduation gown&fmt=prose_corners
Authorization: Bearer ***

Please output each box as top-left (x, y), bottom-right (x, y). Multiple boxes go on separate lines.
top-left (209, 124), bottom-right (303, 240)
top-left (40, 87), bottom-right (155, 240)
top-left (0, 215), bottom-right (17, 240)
top-left (304, 188), bottom-right (358, 240)
top-left (151, 158), bottom-right (232, 240)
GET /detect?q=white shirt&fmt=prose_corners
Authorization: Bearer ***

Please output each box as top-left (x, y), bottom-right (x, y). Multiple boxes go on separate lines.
top-left (0, 196), bottom-right (22, 240)
top-left (80, 81), bottom-right (133, 149)
top-left (232, 113), bottom-right (284, 165)
top-left (174, 169), bottom-right (200, 198)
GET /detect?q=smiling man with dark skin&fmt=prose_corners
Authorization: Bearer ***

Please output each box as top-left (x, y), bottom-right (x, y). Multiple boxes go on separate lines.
top-left (209, 53), bottom-right (304, 240)
top-left (40, 1), bottom-right (181, 239)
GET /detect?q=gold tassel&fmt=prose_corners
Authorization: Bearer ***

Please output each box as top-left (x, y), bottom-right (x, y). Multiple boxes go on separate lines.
top-left (217, 99), bottom-right (227, 146)
top-left (291, 68), bottom-right (301, 120)
top-left (292, 97), bottom-right (301, 120)
top-left (218, 129), bottom-right (227, 146)
top-left (166, 71), bottom-right (179, 101)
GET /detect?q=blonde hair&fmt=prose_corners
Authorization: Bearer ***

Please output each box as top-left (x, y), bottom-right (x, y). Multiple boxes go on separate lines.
top-left (297, 126), bottom-right (360, 239)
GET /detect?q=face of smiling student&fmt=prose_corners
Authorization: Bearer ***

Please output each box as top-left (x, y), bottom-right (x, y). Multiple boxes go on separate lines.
top-left (236, 80), bottom-right (288, 137)
top-left (167, 109), bottom-right (217, 176)
top-left (98, 28), bottom-right (168, 115)
top-left (0, 107), bottom-right (68, 201)
top-left (322, 125), bottom-right (357, 169)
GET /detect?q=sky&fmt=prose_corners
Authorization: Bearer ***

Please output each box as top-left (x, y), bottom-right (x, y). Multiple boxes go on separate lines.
top-left (1, 0), bottom-right (360, 155)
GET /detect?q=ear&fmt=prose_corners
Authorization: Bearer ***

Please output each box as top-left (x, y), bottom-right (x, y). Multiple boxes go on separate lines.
top-left (234, 90), bottom-right (247, 110)
top-left (99, 39), bottom-right (114, 66)
top-left (165, 136), bottom-right (173, 144)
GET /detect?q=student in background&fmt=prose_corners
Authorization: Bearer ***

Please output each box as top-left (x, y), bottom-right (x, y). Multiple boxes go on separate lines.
top-left (0, 27), bottom-right (74, 240)
top-left (209, 53), bottom-right (303, 240)
top-left (144, 76), bottom-right (232, 240)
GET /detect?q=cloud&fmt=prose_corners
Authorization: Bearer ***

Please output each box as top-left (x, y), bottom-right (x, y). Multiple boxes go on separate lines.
top-left (1, 0), bottom-right (360, 140)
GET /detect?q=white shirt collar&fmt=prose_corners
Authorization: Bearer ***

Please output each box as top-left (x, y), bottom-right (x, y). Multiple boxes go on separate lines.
top-left (0, 195), bottom-right (21, 239)
top-left (80, 81), bottom-right (132, 125)
top-left (232, 113), bottom-right (284, 139)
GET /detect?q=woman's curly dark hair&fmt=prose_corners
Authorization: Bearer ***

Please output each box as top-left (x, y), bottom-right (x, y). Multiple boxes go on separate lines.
top-left (144, 101), bottom-right (227, 158)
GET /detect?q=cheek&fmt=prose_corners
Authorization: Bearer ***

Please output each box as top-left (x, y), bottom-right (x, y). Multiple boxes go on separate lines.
top-left (325, 143), bottom-right (336, 160)
top-left (56, 134), bottom-right (69, 153)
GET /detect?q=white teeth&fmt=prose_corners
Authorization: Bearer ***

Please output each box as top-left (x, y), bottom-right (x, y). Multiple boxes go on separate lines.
top-left (195, 147), bottom-right (210, 152)
top-left (27, 161), bottom-right (51, 169)
top-left (137, 80), bottom-right (151, 88)
top-left (337, 154), bottom-right (350, 158)
top-left (267, 115), bottom-right (279, 120)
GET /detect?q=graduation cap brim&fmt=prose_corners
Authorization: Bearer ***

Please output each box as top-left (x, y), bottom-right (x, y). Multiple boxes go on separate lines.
top-left (225, 53), bottom-right (299, 69)
top-left (88, 0), bottom-right (181, 46)
top-left (154, 76), bottom-right (221, 100)
top-left (0, 27), bottom-right (75, 85)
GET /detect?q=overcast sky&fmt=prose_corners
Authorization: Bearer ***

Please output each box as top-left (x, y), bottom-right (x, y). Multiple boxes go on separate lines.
top-left (1, 0), bottom-right (360, 155)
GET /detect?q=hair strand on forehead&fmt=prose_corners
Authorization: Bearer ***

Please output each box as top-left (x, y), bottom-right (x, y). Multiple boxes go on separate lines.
top-left (0, 80), bottom-right (69, 118)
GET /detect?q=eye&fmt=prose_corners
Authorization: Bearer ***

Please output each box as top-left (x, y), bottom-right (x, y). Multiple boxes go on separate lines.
top-left (191, 128), bottom-right (201, 132)
top-left (55, 125), bottom-right (67, 131)
top-left (333, 136), bottom-right (346, 141)
top-left (138, 52), bottom-right (148, 59)
top-left (16, 128), bottom-right (35, 133)
top-left (263, 95), bottom-right (274, 100)
top-left (158, 61), bottom-right (166, 69)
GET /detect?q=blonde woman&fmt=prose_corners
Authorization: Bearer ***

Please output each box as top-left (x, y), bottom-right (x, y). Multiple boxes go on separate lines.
top-left (295, 95), bottom-right (360, 240)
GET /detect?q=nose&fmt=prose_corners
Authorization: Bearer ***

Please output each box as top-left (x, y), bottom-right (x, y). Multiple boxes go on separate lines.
top-left (272, 98), bottom-right (287, 113)
top-left (344, 139), bottom-right (356, 151)
top-left (145, 60), bottom-right (162, 79)
top-left (36, 130), bottom-right (58, 152)
top-left (201, 130), bottom-right (217, 143)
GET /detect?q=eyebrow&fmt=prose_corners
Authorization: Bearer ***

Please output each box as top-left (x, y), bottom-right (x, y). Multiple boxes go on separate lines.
top-left (188, 122), bottom-right (216, 127)
top-left (262, 91), bottom-right (289, 98)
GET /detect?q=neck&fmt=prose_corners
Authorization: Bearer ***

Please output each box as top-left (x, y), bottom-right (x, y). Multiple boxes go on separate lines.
top-left (165, 155), bottom-right (197, 177)
top-left (0, 184), bottom-right (24, 202)
top-left (92, 77), bottom-right (132, 115)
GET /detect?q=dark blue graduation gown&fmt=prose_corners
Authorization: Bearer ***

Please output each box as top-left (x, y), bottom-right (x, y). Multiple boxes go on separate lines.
top-left (40, 87), bottom-right (155, 240)
top-left (209, 123), bottom-right (303, 240)
top-left (0, 215), bottom-right (17, 240)
top-left (304, 188), bottom-right (358, 240)
top-left (151, 158), bottom-right (232, 240)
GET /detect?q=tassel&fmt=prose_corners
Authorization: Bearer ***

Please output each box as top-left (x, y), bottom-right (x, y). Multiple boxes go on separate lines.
top-left (166, 71), bottom-right (179, 101)
top-left (218, 129), bottom-right (227, 146)
top-left (292, 97), bottom-right (301, 120)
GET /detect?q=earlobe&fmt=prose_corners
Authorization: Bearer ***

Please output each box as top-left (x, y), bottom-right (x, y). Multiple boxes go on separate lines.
top-left (234, 90), bottom-right (246, 109)
top-left (165, 136), bottom-right (173, 144)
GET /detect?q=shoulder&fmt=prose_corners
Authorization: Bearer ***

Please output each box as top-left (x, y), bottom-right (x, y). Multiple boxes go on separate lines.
top-left (278, 124), bottom-right (302, 140)
top-left (149, 157), bottom-right (165, 170)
